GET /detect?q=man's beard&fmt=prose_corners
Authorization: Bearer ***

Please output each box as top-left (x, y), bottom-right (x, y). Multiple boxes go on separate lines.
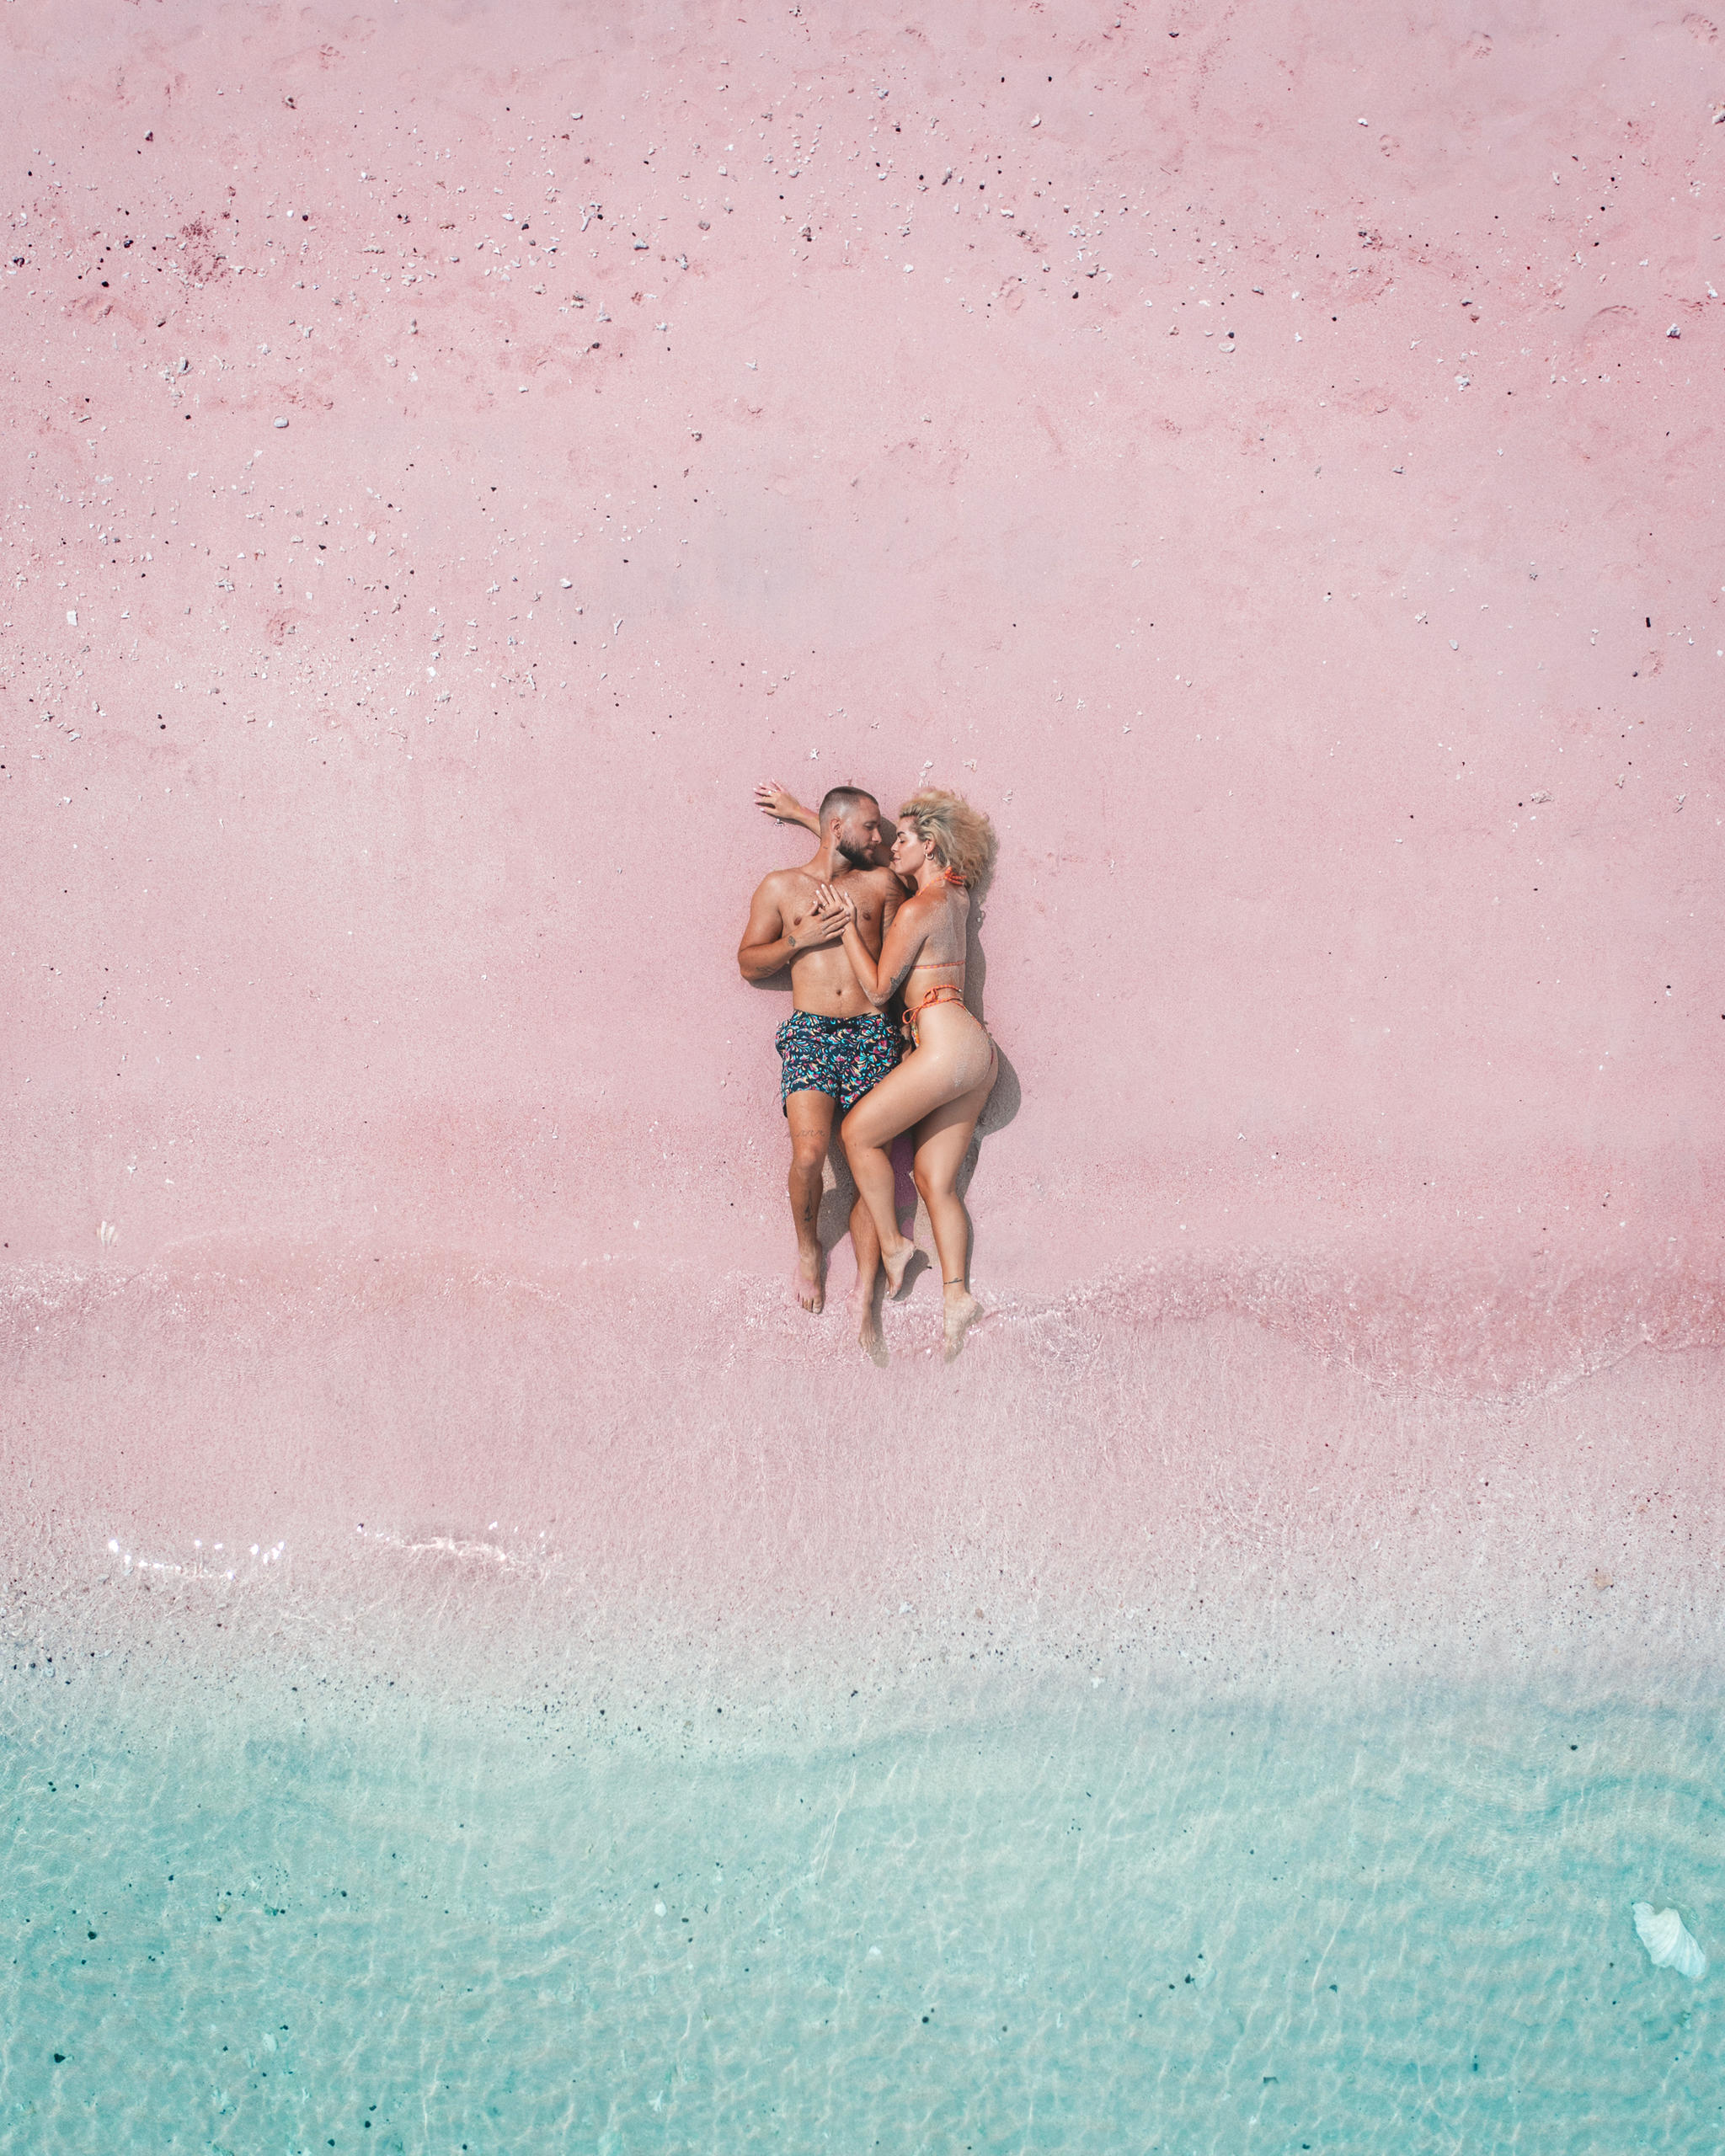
top-left (836, 838), bottom-right (873, 868)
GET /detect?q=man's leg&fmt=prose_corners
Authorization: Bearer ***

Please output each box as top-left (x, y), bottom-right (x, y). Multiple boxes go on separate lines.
top-left (845, 1184), bottom-right (886, 1362)
top-left (836, 1018), bottom-right (897, 1358)
top-left (785, 1089), bottom-right (836, 1312)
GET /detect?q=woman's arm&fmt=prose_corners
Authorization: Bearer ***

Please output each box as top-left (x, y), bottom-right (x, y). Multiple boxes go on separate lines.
top-left (755, 780), bottom-right (820, 835)
top-left (738, 872), bottom-right (843, 981)
top-left (814, 884), bottom-right (927, 1011)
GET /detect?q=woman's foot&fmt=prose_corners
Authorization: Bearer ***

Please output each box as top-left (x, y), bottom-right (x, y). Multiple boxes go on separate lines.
top-left (943, 1287), bottom-right (983, 1362)
top-left (793, 1243), bottom-right (826, 1314)
top-left (881, 1238), bottom-right (921, 1301)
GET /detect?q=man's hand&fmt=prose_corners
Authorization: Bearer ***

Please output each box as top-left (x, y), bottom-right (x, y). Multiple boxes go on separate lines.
top-left (755, 780), bottom-right (814, 828)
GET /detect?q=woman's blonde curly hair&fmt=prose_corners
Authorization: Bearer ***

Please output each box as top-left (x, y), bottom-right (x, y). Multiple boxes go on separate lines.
top-left (898, 787), bottom-right (997, 889)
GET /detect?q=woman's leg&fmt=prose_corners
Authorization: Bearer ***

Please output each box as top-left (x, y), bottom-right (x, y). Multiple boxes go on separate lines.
top-left (841, 1049), bottom-right (964, 1292)
top-left (911, 1056), bottom-right (996, 1358)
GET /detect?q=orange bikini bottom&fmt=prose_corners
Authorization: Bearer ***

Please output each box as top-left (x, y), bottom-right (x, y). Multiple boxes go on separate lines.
top-left (902, 984), bottom-right (969, 1048)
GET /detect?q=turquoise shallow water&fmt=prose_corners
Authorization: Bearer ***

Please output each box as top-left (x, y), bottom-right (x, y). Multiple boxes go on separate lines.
top-left (4, 1688), bottom-right (1720, 2153)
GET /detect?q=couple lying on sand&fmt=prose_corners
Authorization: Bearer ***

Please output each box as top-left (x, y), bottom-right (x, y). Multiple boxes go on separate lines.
top-left (739, 782), bottom-right (998, 1364)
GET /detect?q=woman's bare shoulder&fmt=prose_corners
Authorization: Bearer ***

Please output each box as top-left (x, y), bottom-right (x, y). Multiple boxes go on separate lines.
top-left (897, 880), bottom-right (944, 911)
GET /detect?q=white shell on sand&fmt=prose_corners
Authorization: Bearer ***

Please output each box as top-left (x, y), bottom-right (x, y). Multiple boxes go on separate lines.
top-left (1632, 1902), bottom-right (1707, 1981)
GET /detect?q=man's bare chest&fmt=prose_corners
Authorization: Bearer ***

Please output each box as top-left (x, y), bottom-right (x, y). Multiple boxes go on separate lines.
top-left (787, 878), bottom-right (884, 948)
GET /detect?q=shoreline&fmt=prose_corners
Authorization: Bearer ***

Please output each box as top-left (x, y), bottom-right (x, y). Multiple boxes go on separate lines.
top-left (8, 1254), bottom-right (1719, 1755)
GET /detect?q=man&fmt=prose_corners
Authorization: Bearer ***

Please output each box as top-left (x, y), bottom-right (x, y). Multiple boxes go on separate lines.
top-left (737, 786), bottom-right (903, 1350)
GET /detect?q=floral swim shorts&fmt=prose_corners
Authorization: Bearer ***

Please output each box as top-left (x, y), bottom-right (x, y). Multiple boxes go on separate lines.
top-left (775, 1011), bottom-right (900, 1116)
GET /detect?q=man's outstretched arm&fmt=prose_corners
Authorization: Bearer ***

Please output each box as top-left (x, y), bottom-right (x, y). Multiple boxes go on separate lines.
top-left (755, 780), bottom-right (820, 835)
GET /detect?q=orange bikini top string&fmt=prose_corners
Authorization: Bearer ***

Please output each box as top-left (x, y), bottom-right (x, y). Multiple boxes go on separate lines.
top-left (942, 866), bottom-right (967, 887)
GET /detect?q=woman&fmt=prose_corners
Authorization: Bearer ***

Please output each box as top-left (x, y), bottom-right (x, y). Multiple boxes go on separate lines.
top-left (809, 789), bottom-right (998, 1362)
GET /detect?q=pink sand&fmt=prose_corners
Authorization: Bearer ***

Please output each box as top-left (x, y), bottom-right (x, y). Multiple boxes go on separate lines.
top-left (3, 1), bottom-right (1722, 1707)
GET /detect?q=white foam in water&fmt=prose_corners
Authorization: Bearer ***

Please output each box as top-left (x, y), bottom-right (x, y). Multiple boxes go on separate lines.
top-left (1633, 1902), bottom-right (1708, 1982)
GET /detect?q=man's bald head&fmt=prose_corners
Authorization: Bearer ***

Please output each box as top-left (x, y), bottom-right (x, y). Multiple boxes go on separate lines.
top-left (819, 785), bottom-right (879, 828)
top-left (819, 786), bottom-right (884, 869)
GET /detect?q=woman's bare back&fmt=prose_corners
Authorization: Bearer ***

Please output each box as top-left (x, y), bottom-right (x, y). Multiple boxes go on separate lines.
top-left (901, 881), bottom-right (969, 1004)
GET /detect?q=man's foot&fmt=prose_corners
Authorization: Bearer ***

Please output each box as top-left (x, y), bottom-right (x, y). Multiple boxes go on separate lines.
top-left (881, 1239), bottom-right (922, 1301)
top-left (852, 1281), bottom-right (889, 1367)
top-left (793, 1244), bottom-right (826, 1314)
top-left (943, 1288), bottom-right (983, 1362)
